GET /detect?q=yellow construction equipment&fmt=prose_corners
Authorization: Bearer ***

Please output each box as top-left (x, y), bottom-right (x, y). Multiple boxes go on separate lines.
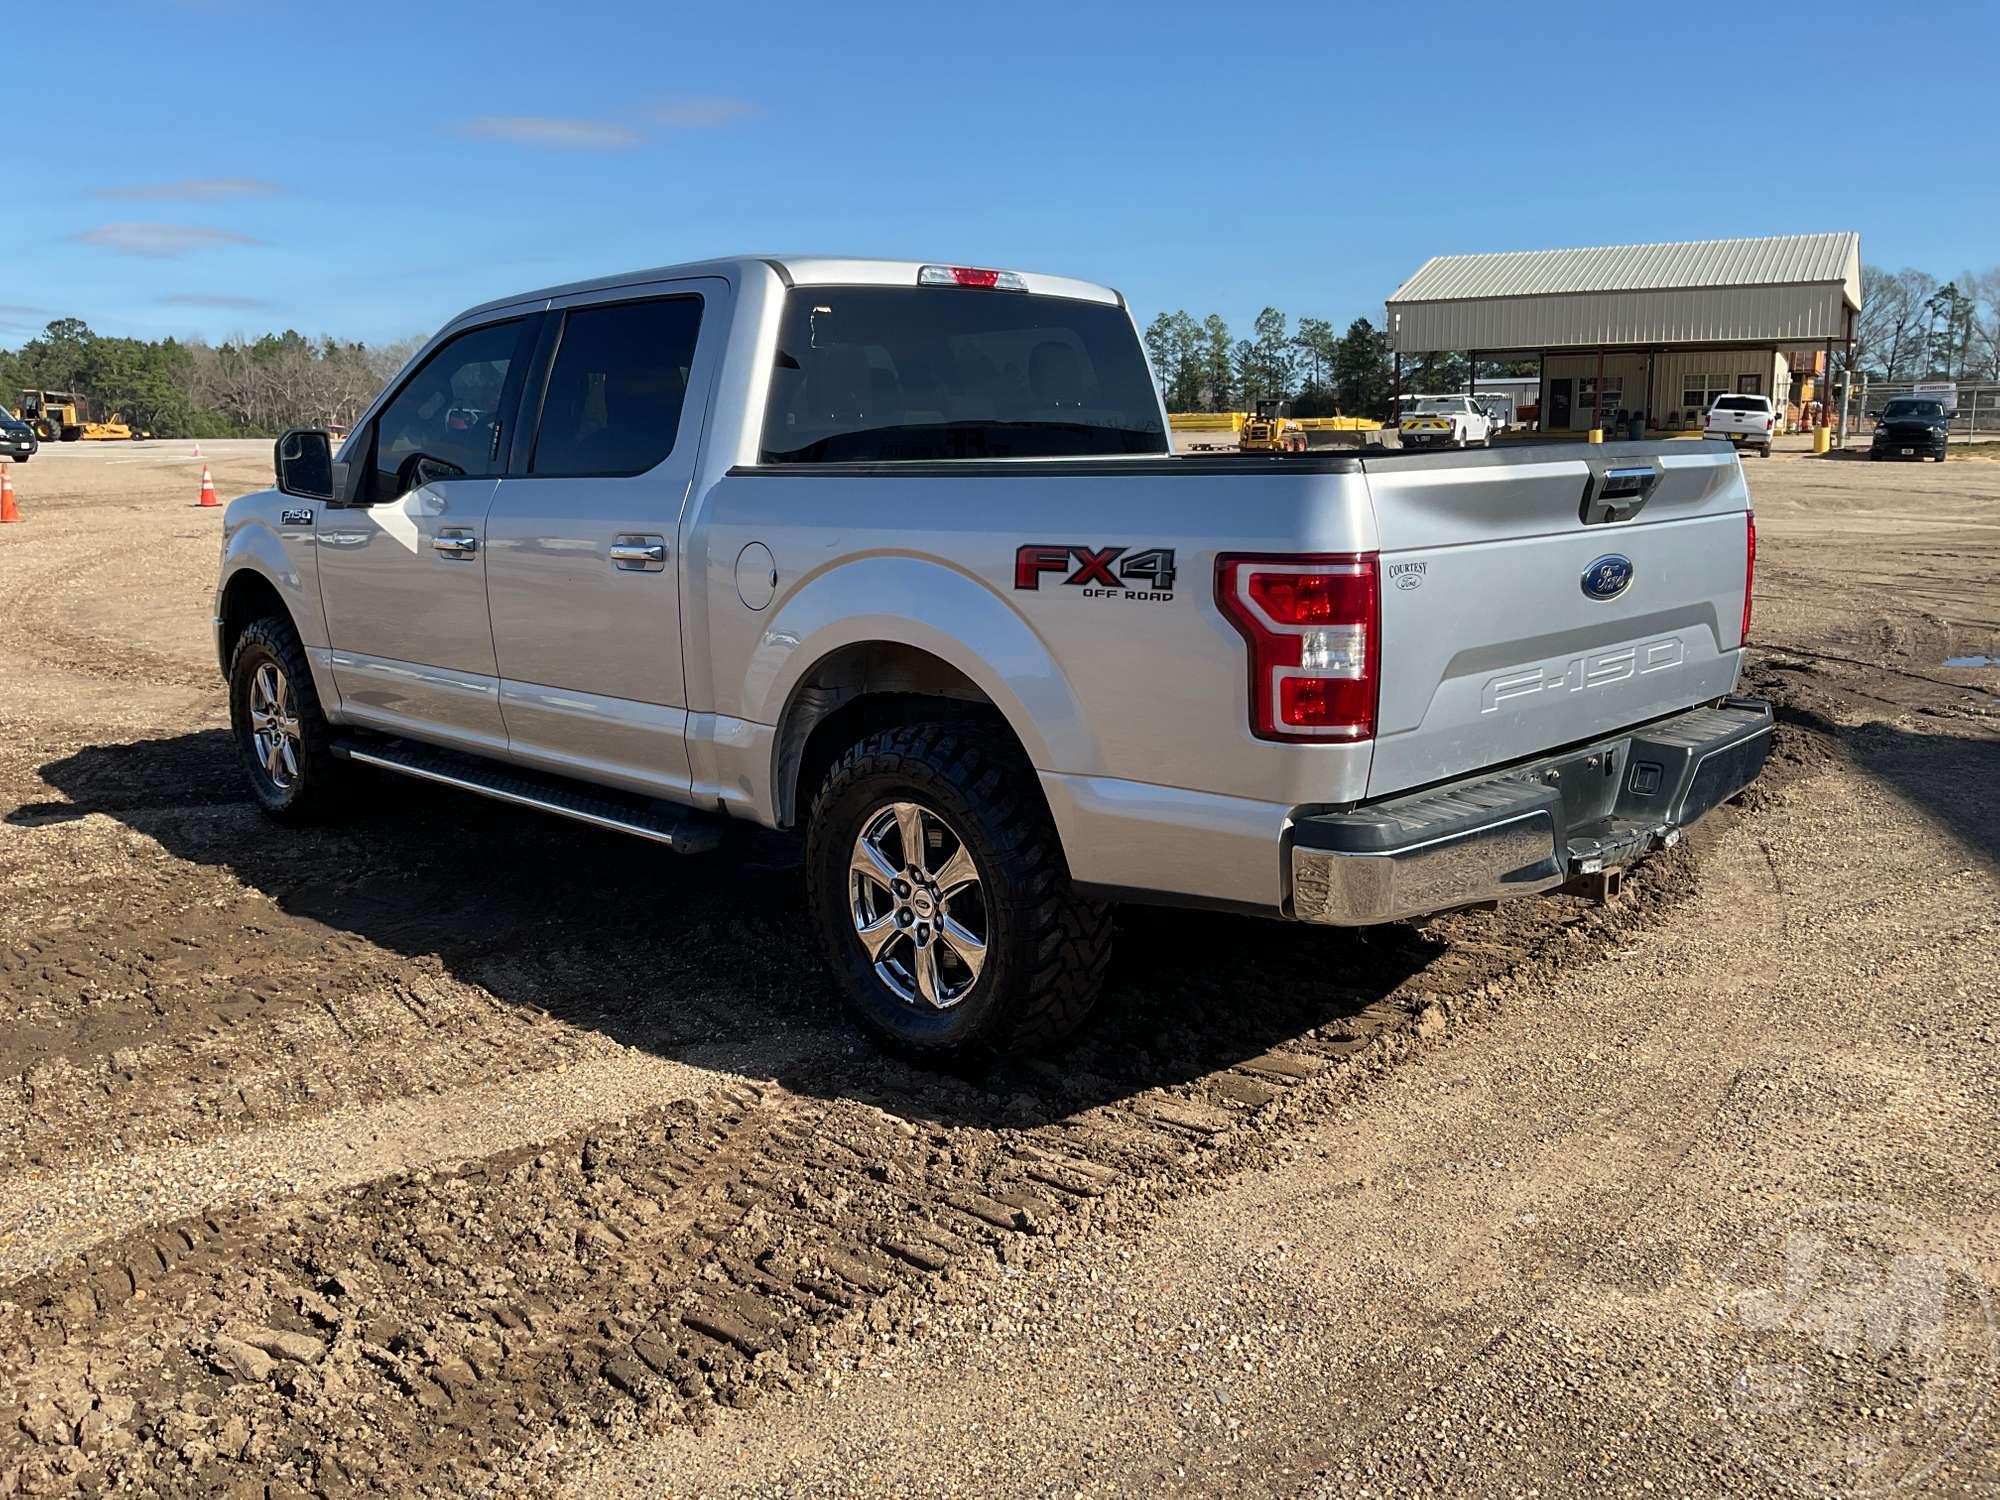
top-left (13, 390), bottom-right (140, 442)
top-left (1238, 399), bottom-right (1301, 452)
top-left (1238, 400), bottom-right (1383, 452)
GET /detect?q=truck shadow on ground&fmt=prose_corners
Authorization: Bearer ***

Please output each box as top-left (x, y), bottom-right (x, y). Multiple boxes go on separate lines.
top-left (10, 729), bottom-right (1443, 1129)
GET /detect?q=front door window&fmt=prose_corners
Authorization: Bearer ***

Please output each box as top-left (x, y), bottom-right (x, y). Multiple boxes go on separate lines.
top-left (368, 319), bottom-right (531, 501)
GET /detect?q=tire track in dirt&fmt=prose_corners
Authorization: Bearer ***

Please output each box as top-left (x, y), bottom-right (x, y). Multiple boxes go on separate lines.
top-left (0, 546), bottom-right (215, 692)
top-left (0, 833), bottom-right (1702, 1497)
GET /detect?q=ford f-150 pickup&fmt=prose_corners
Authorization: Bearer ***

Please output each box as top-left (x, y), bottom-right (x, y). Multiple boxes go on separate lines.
top-left (216, 255), bottom-right (1769, 1060)
top-left (1397, 394), bottom-right (1495, 449)
top-left (1703, 393), bottom-right (1778, 457)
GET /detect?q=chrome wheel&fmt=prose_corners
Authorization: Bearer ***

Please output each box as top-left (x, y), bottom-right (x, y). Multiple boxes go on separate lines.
top-left (849, 800), bottom-right (988, 1009)
top-left (247, 661), bottom-right (302, 791)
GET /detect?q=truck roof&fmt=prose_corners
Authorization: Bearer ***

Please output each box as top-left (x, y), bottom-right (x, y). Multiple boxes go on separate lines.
top-left (455, 256), bottom-right (1124, 326)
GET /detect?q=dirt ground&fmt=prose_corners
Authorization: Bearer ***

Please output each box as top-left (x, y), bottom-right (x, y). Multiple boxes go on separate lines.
top-left (0, 438), bottom-right (1994, 1498)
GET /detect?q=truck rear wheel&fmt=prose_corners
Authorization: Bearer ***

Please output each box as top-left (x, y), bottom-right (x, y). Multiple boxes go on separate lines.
top-left (805, 720), bottom-right (1113, 1062)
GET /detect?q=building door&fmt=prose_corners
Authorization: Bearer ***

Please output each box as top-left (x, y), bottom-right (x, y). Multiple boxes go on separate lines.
top-left (1549, 378), bottom-right (1573, 430)
top-left (1737, 374), bottom-right (1761, 395)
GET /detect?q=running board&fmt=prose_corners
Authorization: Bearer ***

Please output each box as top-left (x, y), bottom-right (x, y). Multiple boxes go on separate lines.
top-left (334, 739), bottom-right (724, 853)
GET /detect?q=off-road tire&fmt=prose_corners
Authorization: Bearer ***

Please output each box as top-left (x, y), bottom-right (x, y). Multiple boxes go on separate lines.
top-left (228, 614), bottom-right (346, 824)
top-left (805, 720), bottom-right (1114, 1063)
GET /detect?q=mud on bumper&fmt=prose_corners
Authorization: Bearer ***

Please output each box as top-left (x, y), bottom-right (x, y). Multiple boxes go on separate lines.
top-left (1288, 698), bottom-right (1773, 926)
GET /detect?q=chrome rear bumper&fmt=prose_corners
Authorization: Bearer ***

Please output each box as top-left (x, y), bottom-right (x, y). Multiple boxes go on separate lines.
top-left (1288, 698), bottom-right (1773, 926)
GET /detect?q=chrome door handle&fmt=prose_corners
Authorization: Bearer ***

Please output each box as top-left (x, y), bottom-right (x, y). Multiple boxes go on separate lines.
top-left (609, 539), bottom-right (666, 570)
top-left (433, 533), bottom-right (478, 556)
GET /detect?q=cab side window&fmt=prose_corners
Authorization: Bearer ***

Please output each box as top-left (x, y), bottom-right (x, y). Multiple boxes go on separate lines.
top-left (369, 318), bottom-right (530, 501)
top-left (529, 297), bottom-right (703, 478)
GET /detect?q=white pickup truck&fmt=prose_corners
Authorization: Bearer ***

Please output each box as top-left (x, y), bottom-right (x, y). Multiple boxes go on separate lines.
top-left (217, 255), bottom-right (1769, 1061)
top-left (1398, 394), bottom-right (1495, 449)
top-left (1703, 394), bottom-right (1778, 457)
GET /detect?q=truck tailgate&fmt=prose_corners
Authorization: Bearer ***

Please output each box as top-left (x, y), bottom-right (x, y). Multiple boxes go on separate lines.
top-left (1361, 442), bottom-right (1751, 800)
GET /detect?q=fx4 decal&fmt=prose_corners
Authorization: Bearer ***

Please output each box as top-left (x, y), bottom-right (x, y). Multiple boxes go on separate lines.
top-left (1014, 545), bottom-right (1177, 601)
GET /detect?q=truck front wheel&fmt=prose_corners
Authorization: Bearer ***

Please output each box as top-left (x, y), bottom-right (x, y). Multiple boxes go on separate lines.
top-left (228, 615), bottom-right (346, 823)
top-left (805, 720), bottom-right (1113, 1062)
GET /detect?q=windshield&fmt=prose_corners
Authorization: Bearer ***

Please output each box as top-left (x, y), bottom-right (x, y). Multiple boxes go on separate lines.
top-left (1882, 399), bottom-right (1944, 420)
top-left (759, 286), bottom-right (1166, 463)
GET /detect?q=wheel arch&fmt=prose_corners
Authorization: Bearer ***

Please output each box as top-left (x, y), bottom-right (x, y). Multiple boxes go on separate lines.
top-left (216, 566), bottom-right (294, 677)
top-left (740, 557), bottom-right (1100, 829)
top-left (774, 641), bottom-right (1024, 829)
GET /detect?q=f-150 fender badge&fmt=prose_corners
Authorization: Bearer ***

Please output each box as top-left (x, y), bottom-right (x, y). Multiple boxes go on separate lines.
top-left (1581, 554), bottom-right (1634, 601)
top-left (281, 508), bottom-right (315, 527)
top-left (1014, 545), bottom-right (1176, 601)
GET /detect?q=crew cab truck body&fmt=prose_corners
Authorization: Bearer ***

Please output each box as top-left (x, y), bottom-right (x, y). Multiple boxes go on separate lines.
top-left (217, 255), bottom-right (1769, 1060)
top-left (1703, 393), bottom-right (1777, 456)
top-left (1397, 394), bottom-right (1494, 449)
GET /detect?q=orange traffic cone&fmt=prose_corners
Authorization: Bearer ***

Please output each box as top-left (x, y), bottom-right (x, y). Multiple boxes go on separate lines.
top-left (191, 439), bottom-right (205, 460)
top-left (0, 463), bottom-right (18, 524)
top-left (197, 465), bottom-right (220, 508)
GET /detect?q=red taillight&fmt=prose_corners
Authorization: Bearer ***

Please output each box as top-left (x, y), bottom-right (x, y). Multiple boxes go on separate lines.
top-left (1216, 554), bottom-right (1380, 741)
top-left (1742, 511), bottom-right (1756, 646)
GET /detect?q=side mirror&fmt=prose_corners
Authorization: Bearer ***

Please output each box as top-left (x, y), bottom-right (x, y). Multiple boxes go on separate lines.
top-left (275, 428), bottom-right (333, 501)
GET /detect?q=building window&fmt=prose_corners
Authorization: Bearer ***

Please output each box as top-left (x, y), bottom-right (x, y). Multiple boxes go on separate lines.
top-left (1682, 373), bottom-right (1733, 410)
top-left (1578, 377), bottom-right (1623, 413)
top-left (1737, 374), bottom-right (1761, 395)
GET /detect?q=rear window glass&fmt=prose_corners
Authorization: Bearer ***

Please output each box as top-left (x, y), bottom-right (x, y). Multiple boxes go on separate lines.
top-left (759, 287), bottom-right (1166, 463)
top-left (1713, 396), bottom-right (1768, 411)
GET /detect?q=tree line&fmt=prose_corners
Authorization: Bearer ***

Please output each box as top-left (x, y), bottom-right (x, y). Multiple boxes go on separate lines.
top-left (0, 318), bottom-right (422, 440)
top-left (1854, 265), bottom-right (2000, 383)
top-left (8, 261), bottom-right (1989, 442)
top-left (1143, 308), bottom-right (1531, 418)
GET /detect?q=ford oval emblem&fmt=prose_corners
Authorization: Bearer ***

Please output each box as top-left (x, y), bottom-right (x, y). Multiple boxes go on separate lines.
top-left (1581, 554), bottom-right (1634, 601)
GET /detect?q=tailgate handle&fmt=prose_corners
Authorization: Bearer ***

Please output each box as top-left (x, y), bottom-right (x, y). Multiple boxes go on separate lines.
top-left (1581, 462), bottom-right (1660, 525)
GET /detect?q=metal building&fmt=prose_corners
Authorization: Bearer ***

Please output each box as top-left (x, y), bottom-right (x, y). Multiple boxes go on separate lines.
top-left (1386, 232), bottom-right (1860, 435)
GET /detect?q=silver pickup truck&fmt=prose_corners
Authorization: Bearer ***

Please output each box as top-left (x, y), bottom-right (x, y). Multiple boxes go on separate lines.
top-left (216, 255), bottom-right (1769, 1060)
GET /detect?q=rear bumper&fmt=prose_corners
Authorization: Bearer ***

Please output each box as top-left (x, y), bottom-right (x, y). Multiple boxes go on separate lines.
top-left (1288, 698), bottom-right (1772, 925)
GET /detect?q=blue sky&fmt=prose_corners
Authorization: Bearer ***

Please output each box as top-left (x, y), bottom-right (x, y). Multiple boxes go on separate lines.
top-left (9, 0), bottom-right (1996, 349)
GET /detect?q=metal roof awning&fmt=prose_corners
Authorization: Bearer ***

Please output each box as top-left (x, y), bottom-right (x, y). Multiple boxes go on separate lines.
top-left (1386, 233), bottom-right (1861, 353)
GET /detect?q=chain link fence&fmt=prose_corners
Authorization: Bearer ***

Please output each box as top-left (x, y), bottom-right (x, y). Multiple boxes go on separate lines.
top-left (1849, 378), bottom-right (2000, 441)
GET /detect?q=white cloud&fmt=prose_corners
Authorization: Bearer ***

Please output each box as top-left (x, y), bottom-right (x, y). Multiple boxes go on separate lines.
top-left (98, 178), bottom-right (279, 202)
top-left (647, 96), bottom-right (757, 129)
top-left (462, 115), bottom-right (640, 150)
top-left (76, 223), bottom-right (257, 258)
